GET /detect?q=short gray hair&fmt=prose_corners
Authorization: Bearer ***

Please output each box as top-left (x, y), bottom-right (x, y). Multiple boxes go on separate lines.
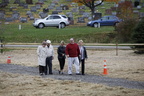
top-left (42, 41), bottom-right (47, 45)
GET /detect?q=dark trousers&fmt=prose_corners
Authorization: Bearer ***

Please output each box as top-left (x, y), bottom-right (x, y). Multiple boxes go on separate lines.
top-left (80, 59), bottom-right (85, 75)
top-left (58, 58), bottom-right (65, 70)
top-left (45, 56), bottom-right (53, 75)
top-left (39, 65), bottom-right (45, 74)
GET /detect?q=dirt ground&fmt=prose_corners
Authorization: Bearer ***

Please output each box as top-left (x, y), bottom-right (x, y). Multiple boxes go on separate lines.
top-left (0, 49), bottom-right (144, 96)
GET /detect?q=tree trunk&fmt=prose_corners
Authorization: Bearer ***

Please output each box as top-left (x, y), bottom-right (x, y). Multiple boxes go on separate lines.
top-left (90, 8), bottom-right (95, 20)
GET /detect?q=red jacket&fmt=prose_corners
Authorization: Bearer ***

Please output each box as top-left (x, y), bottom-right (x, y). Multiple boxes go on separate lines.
top-left (65, 43), bottom-right (80, 57)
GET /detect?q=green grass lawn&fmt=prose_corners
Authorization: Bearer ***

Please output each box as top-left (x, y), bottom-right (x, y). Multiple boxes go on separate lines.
top-left (0, 0), bottom-right (116, 43)
top-left (0, 23), bottom-right (115, 43)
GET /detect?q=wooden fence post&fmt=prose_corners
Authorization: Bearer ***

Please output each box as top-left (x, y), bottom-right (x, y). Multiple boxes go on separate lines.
top-left (0, 39), bottom-right (3, 53)
top-left (116, 42), bottom-right (118, 56)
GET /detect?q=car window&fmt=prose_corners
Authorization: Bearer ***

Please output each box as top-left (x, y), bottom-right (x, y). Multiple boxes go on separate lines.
top-left (109, 16), bottom-right (116, 20)
top-left (62, 15), bottom-right (67, 18)
top-left (53, 16), bottom-right (61, 19)
top-left (46, 16), bottom-right (53, 20)
top-left (101, 17), bottom-right (108, 20)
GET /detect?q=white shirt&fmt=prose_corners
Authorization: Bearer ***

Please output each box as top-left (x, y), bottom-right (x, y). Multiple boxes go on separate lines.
top-left (46, 45), bottom-right (54, 57)
top-left (79, 46), bottom-right (84, 60)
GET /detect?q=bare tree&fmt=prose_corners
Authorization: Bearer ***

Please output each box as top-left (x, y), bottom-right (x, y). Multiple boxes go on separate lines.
top-left (25, 0), bottom-right (33, 4)
top-left (73, 0), bottom-right (104, 20)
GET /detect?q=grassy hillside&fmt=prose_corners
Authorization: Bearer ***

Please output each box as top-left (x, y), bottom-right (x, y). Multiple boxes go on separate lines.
top-left (0, 0), bottom-right (143, 43)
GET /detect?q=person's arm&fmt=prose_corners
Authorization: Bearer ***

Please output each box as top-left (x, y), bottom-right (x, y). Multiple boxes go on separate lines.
top-left (51, 45), bottom-right (54, 59)
top-left (57, 47), bottom-right (60, 55)
top-left (57, 46), bottom-right (63, 55)
top-left (65, 45), bottom-right (69, 58)
top-left (84, 47), bottom-right (88, 59)
top-left (37, 46), bottom-right (40, 56)
top-left (77, 44), bottom-right (80, 56)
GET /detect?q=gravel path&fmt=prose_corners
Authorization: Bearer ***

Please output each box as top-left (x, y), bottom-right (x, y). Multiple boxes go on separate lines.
top-left (0, 64), bottom-right (144, 89)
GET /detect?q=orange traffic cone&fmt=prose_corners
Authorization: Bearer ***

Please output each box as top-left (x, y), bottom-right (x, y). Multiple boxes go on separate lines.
top-left (7, 56), bottom-right (11, 64)
top-left (103, 60), bottom-right (108, 75)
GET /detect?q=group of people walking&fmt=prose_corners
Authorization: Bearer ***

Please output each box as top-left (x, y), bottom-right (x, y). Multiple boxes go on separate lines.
top-left (37, 38), bottom-right (87, 76)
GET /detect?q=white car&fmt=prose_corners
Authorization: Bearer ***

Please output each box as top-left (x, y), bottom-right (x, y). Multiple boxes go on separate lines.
top-left (33, 14), bottom-right (69, 29)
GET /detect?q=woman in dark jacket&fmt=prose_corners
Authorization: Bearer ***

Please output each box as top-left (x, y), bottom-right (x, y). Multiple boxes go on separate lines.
top-left (78, 40), bottom-right (88, 75)
top-left (57, 40), bottom-right (66, 74)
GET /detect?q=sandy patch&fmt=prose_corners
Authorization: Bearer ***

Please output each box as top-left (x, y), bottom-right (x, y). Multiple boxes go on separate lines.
top-left (0, 49), bottom-right (144, 96)
top-left (0, 72), bottom-right (144, 96)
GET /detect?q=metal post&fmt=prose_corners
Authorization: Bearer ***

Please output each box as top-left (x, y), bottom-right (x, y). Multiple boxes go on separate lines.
top-left (19, 24), bottom-right (21, 30)
top-left (116, 42), bottom-right (118, 56)
top-left (59, 24), bottom-right (61, 29)
top-left (98, 23), bottom-right (100, 28)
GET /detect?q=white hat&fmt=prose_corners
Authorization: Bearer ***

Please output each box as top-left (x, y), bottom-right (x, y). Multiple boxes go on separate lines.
top-left (70, 38), bottom-right (74, 41)
top-left (46, 40), bottom-right (51, 43)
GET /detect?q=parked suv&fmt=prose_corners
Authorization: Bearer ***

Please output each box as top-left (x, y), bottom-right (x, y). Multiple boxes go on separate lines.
top-left (87, 15), bottom-right (122, 28)
top-left (33, 14), bottom-right (69, 29)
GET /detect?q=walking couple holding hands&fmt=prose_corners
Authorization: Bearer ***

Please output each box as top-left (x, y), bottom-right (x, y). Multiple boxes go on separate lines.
top-left (37, 40), bottom-right (54, 76)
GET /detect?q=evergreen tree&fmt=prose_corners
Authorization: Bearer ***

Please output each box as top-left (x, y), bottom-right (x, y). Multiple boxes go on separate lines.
top-left (131, 18), bottom-right (144, 54)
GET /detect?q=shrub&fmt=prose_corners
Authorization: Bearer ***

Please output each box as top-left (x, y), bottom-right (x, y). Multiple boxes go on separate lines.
top-left (115, 18), bottom-right (138, 43)
top-left (131, 18), bottom-right (144, 54)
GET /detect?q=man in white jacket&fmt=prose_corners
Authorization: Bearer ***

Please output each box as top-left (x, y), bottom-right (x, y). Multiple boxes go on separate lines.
top-left (37, 41), bottom-right (48, 76)
top-left (45, 40), bottom-right (54, 75)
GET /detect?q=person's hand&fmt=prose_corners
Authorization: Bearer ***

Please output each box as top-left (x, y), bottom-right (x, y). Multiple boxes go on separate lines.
top-left (85, 58), bottom-right (88, 60)
top-left (52, 56), bottom-right (54, 60)
top-left (66, 55), bottom-right (69, 58)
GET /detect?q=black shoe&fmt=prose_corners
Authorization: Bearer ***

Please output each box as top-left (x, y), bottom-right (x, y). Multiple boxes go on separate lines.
top-left (76, 73), bottom-right (81, 75)
top-left (69, 74), bottom-right (72, 75)
top-left (40, 73), bottom-right (43, 76)
top-left (82, 74), bottom-right (85, 75)
top-left (49, 73), bottom-right (53, 75)
top-left (58, 70), bottom-right (61, 74)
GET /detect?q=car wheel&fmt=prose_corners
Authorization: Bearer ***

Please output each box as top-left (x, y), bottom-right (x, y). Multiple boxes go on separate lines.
top-left (38, 23), bottom-right (44, 29)
top-left (58, 23), bottom-right (65, 29)
top-left (93, 23), bottom-right (98, 28)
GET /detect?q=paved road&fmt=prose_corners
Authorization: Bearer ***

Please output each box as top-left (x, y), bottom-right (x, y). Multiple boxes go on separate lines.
top-left (4, 45), bottom-right (131, 49)
top-left (0, 64), bottom-right (144, 89)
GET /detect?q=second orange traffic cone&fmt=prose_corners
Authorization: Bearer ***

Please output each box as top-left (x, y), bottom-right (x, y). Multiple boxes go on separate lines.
top-left (103, 60), bottom-right (108, 75)
top-left (7, 56), bottom-right (11, 64)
